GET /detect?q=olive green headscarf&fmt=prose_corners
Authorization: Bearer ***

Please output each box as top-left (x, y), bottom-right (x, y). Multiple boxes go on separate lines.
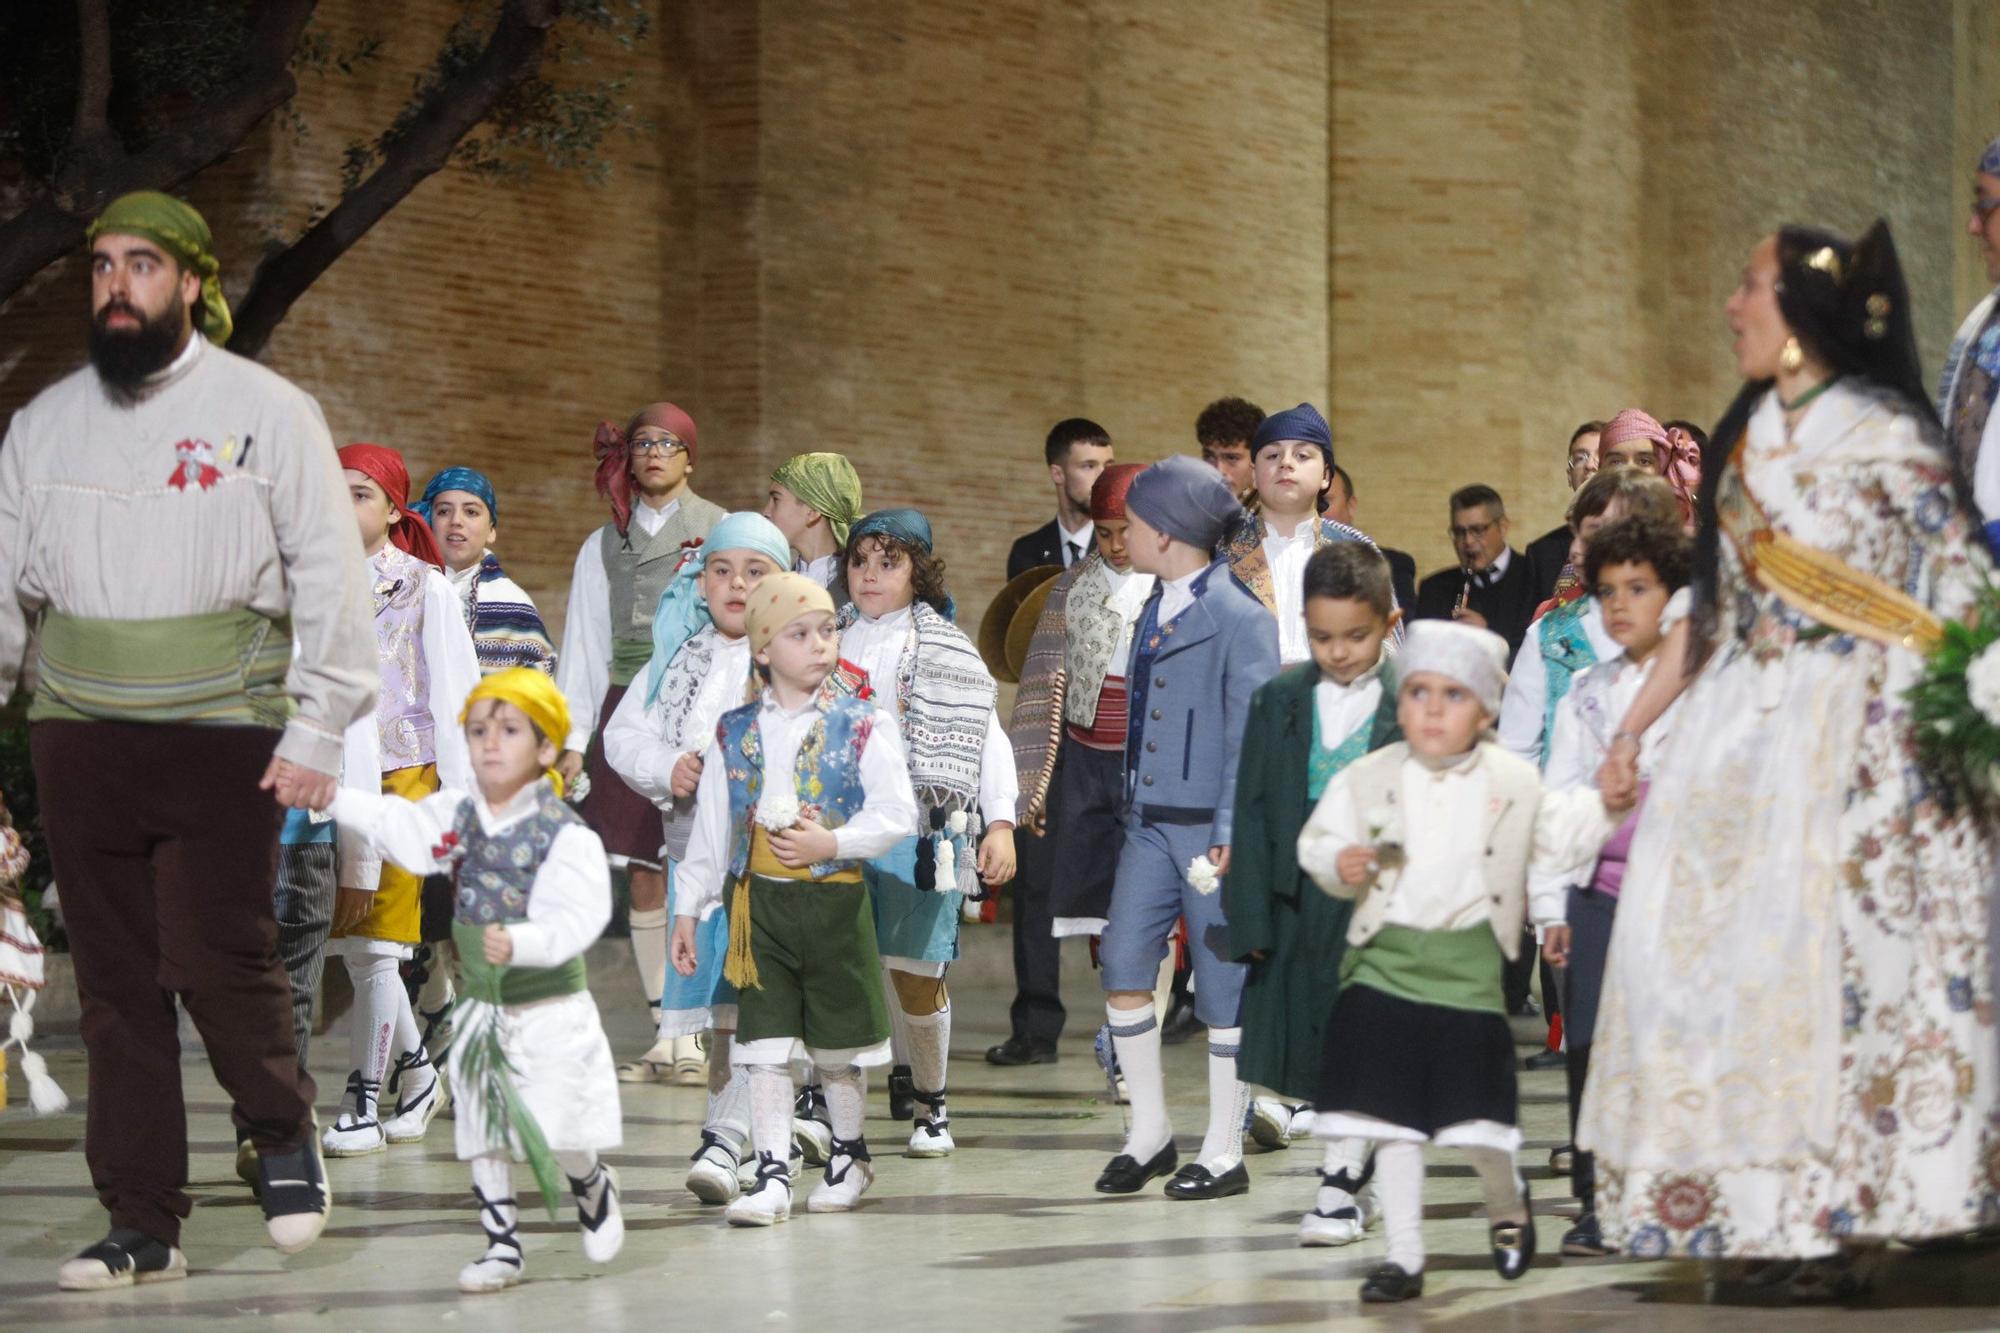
top-left (770, 452), bottom-right (863, 547)
top-left (85, 191), bottom-right (232, 345)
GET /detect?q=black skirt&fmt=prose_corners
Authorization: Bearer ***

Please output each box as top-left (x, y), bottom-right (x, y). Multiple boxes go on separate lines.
top-left (1315, 982), bottom-right (1518, 1135)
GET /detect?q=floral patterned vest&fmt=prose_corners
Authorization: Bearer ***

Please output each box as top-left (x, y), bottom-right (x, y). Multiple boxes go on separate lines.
top-left (446, 781), bottom-right (585, 926)
top-left (719, 694), bottom-right (874, 881)
top-left (1536, 595), bottom-right (1599, 769)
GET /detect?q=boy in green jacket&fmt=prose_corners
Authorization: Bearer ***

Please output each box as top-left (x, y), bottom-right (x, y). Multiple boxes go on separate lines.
top-left (1225, 543), bottom-right (1400, 1247)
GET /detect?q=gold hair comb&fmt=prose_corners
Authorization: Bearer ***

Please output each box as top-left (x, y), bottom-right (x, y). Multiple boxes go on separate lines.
top-left (1805, 246), bottom-right (1844, 281)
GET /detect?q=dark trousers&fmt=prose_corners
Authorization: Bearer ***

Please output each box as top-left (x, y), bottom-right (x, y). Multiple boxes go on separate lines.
top-left (1562, 886), bottom-right (1617, 1208)
top-left (1007, 812), bottom-right (1065, 1043)
top-left (274, 842), bottom-right (336, 1072)
top-left (1502, 926), bottom-right (1562, 1027)
top-left (34, 720), bottom-right (314, 1244)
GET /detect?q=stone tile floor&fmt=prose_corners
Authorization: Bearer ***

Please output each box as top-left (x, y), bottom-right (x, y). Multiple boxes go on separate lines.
top-left (4, 931), bottom-right (1999, 1331)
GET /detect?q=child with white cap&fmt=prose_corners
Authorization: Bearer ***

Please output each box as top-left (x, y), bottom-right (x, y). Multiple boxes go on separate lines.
top-left (1296, 619), bottom-right (1609, 1304)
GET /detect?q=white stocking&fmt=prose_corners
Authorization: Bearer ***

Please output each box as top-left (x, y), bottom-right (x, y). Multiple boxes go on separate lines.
top-left (746, 1065), bottom-right (793, 1163)
top-left (345, 954), bottom-right (403, 1117)
top-left (816, 1064), bottom-right (866, 1143)
top-left (1107, 1001), bottom-right (1169, 1161)
top-left (704, 1031), bottom-right (750, 1153)
top-left (1374, 1140), bottom-right (1426, 1274)
top-left (902, 1004), bottom-right (950, 1104)
top-left (1195, 1026), bottom-right (1249, 1172)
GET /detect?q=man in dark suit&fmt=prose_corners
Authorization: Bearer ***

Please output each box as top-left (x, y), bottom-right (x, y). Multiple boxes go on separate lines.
top-left (991, 417), bottom-right (1115, 1067)
top-left (1327, 466), bottom-right (1417, 614)
top-left (1524, 420), bottom-right (1604, 605)
top-left (1006, 418), bottom-right (1114, 580)
top-left (1413, 484), bottom-right (1539, 660)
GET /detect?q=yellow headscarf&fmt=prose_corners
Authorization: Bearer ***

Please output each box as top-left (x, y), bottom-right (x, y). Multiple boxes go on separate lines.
top-left (745, 572), bottom-right (837, 655)
top-left (460, 668), bottom-right (572, 796)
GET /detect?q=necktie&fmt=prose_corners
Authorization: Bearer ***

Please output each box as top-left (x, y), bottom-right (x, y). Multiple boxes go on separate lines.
top-left (1066, 540), bottom-right (1082, 566)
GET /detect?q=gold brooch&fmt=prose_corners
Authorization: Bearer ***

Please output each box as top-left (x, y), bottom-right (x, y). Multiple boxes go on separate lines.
top-left (1805, 246), bottom-right (1843, 281)
top-left (1864, 292), bottom-right (1891, 340)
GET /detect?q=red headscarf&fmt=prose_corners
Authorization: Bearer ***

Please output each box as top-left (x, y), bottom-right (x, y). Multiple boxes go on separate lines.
top-left (593, 401), bottom-right (699, 537)
top-left (339, 443), bottom-right (446, 570)
top-left (1089, 462), bottom-right (1147, 521)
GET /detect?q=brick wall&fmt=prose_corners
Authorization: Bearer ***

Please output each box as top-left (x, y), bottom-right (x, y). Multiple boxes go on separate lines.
top-left (2, 0), bottom-right (1993, 650)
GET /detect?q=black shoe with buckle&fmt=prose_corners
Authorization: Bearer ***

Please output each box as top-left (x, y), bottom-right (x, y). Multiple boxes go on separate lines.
top-left (1490, 1179), bottom-right (1536, 1280)
top-left (1359, 1262), bottom-right (1425, 1303)
top-left (1094, 1141), bottom-right (1179, 1194)
top-left (984, 1034), bottom-right (1059, 1066)
top-left (1164, 1160), bottom-right (1250, 1201)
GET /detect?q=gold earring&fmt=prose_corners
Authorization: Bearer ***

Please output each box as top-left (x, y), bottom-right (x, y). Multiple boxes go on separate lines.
top-left (1779, 337), bottom-right (1804, 373)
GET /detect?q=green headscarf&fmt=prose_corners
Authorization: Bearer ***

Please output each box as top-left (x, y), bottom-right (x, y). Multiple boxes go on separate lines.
top-left (85, 191), bottom-right (232, 345)
top-left (771, 452), bottom-right (863, 547)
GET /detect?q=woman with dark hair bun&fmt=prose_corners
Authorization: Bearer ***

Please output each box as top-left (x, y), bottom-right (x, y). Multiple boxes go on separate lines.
top-left (1580, 222), bottom-right (2000, 1293)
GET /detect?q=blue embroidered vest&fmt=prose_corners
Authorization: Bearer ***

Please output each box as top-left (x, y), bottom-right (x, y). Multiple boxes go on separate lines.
top-left (719, 694), bottom-right (874, 881)
top-left (1309, 707), bottom-right (1376, 799)
top-left (447, 780), bottom-right (585, 926)
top-left (1536, 595), bottom-right (1599, 769)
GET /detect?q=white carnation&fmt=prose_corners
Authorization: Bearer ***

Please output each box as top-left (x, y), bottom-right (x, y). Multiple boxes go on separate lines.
top-left (1969, 643), bottom-right (2000, 727)
top-left (756, 786), bottom-right (802, 832)
top-left (1186, 855), bottom-right (1221, 896)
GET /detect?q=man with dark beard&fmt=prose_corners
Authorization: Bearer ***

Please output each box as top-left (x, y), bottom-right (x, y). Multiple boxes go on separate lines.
top-left (0, 192), bottom-right (374, 1289)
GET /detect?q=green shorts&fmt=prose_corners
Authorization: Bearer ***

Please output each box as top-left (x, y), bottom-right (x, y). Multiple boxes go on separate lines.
top-left (734, 875), bottom-right (891, 1052)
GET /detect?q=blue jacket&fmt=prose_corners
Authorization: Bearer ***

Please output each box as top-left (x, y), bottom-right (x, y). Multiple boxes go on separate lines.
top-left (1122, 559), bottom-right (1280, 846)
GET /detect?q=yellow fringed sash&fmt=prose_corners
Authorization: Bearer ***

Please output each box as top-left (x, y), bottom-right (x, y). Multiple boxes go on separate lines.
top-left (723, 830), bottom-right (862, 991)
top-left (1725, 438), bottom-right (1945, 654)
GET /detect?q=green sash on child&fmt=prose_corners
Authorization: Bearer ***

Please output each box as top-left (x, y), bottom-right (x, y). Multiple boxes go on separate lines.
top-left (1340, 923), bottom-right (1505, 1016)
top-left (449, 918), bottom-right (587, 1218)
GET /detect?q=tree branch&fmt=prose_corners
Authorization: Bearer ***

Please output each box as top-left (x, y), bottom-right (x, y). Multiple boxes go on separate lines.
top-left (226, 0), bottom-right (562, 358)
top-left (66, 0), bottom-right (116, 175)
top-left (0, 0), bottom-right (320, 305)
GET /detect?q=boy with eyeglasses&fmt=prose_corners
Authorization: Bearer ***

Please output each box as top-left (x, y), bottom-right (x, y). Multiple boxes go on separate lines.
top-left (1411, 485), bottom-right (1538, 660)
top-left (555, 402), bottom-right (724, 1083)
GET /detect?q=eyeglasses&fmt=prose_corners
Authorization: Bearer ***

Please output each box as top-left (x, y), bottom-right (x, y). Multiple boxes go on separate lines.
top-left (1974, 195), bottom-right (2000, 219)
top-left (630, 435), bottom-right (689, 457)
top-left (1449, 521), bottom-right (1497, 542)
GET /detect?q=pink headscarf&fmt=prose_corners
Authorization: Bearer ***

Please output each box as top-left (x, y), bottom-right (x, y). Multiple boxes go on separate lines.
top-left (1603, 408), bottom-right (1700, 525)
top-left (593, 401), bottom-right (699, 536)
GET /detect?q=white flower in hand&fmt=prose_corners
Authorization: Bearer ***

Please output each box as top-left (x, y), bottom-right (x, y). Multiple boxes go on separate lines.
top-left (1969, 642), bottom-right (2000, 727)
top-left (1186, 855), bottom-right (1221, 896)
top-left (1364, 805), bottom-right (1405, 871)
top-left (756, 786), bottom-right (802, 832)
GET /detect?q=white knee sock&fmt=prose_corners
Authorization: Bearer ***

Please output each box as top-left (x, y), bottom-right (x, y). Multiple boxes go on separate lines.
top-left (1461, 1145), bottom-right (1527, 1224)
top-left (745, 1065), bottom-right (793, 1162)
top-left (1374, 1140), bottom-right (1426, 1273)
top-left (705, 1032), bottom-right (750, 1153)
top-left (347, 954), bottom-right (403, 1117)
top-left (417, 940), bottom-right (456, 1016)
top-left (884, 964), bottom-right (913, 1065)
top-left (387, 976), bottom-right (435, 1105)
top-left (1317, 1137), bottom-right (1370, 1214)
top-left (902, 1003), bottom-right (951, 1108)
top-left (1196, 1026), bottom-right (1249, 1172)
top-left (470, 1153), bottom-right (520, 1258)
top-left (555, 1149), bottom-right (610, 1218)
top-left (629, 907), bottom-right (668, 1014)
top-left (816, 1064), bottom-right (866, 1143)
top-left (1108, 1001), bottom-right (1170, 1161)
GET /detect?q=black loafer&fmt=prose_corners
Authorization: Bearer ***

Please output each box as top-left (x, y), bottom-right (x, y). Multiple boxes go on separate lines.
top-left (1523, 1047), bottom-right (1567, 1072)
top-left (984, 1035), bottom-right (1059, 1066)
top-left (1359, 1262), bottom-right (1424, 1303)
top-left (1561, 1211), bottom-right (1615, 1257)
top-left (1490, 1180), bottom-right (1537, 1279)
top-left (1163, 1161), bottom-right (1250, 1201)
top-left (1094, 1142), bottom-right (1178, 1194)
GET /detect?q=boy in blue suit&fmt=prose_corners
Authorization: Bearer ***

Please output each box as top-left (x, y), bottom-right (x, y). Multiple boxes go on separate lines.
top-left (1094, 456), bottom-right (1280, 1199)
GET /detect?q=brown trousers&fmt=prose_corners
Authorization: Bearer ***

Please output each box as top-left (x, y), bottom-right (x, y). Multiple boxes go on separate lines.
top-left (33, 720), bottom-right (314, 1244)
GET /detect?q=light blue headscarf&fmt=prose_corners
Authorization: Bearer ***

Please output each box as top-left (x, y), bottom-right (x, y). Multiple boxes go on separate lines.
top-left (645, 511), bottom-right (793, 706)
top-left (411, 466), bottom-right (498, 524)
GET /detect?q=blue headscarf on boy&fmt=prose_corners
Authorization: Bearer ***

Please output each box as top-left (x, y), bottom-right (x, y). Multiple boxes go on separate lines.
top-left (850, 508), bottom-right (955, 621)
top-left (645, 511), bottom-right (794, 706)
top-left (410, 466), bottom-right (498, 526)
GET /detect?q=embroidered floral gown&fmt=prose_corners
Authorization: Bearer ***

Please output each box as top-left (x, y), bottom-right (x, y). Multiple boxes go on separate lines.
top-left (1579, 383), bottom-right (2000, 1258)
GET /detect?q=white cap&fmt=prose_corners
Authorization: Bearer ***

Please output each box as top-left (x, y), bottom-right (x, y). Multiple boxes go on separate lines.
top-left (1397, 620), bottom-right (1510, 715)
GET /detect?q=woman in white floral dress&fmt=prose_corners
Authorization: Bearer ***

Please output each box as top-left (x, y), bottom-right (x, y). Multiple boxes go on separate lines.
top-left (1582, 222), bottom-right (2000, 1282)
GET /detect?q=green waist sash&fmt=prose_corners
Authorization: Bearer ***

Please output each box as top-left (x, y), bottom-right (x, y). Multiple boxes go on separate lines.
top-left (1340, 922), bottom-right (1504, 1016)
top-left (31, 609), bottom-right (294, 728)
top-left (452, 919), bottom-right (588, 1006)
top-left (609, 634), bottom-right (653, 690)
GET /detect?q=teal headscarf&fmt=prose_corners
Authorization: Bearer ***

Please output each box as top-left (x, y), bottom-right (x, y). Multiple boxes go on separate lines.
top-left (645, 512), bottom-right (793, 706)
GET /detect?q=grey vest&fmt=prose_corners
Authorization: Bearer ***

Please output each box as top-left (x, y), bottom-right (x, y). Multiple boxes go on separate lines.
top-left (449, 782), bottom-right (587, 925)
top-left (598, 491), bottom-right (724, 684)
